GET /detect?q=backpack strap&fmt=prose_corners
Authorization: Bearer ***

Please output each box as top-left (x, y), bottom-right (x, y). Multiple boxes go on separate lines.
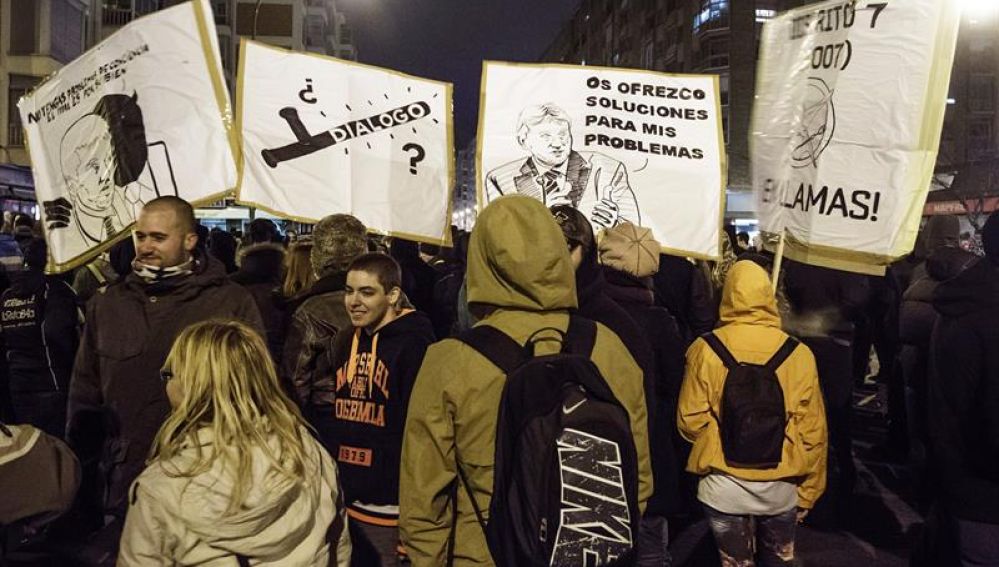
top-left (764, 337), bottom-right (800, 372)
top-left (456, 325), bottom-right (528, 374)
top-left (701, 332), bottom-right (740, 370)
top-left (565, 315), bottom-right (597, 357)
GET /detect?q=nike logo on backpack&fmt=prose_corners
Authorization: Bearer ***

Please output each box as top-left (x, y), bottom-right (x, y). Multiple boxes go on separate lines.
top-left (563, 399), bottom-right (585, 414)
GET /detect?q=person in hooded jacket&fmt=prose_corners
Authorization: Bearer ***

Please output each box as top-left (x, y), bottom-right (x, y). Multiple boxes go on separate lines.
top-left (118, 320), bottom-right (351, 566)
top-left (928, 211), bottom-right (999, 566)
top-left (231, 222), bottom-right (287, 362)
top-left (399, 195), bottom-right (652, 566)
top-left (321, 253), bottom-right (435, 566)
top-left (67, 197), bottom-right (264, 524)
top-left (679, 260), bottom-right (827, 567)
top-left (597, 221), bottom-right (685, 564)
top-left (0, 238), bottom-right (81, 438)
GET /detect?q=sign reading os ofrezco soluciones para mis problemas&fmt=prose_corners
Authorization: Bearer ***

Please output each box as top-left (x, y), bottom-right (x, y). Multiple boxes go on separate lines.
top-left (479, 62), bottom-right (726, 259)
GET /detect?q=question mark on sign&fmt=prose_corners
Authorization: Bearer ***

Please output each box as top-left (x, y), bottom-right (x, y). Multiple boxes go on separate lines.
top-left (403, 143), bottom-right (425, 175)
top-left (299, 78), bottom-right (317, 104)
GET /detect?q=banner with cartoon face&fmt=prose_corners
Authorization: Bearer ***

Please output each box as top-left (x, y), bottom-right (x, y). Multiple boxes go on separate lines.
top-left (18, 0), bottom-right (235, 272)
top-left (752, 0), bottom-right (961, 274)
top-left (478, 61), bottom-right (726, 260)
top-left (236, 41), bottom-right (453, 245)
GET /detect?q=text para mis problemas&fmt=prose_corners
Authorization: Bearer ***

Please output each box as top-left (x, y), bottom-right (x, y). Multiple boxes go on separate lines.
top-left (583, 76), bottom-right (710, 160)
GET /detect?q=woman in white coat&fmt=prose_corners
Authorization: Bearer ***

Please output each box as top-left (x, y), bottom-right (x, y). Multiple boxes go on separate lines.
top-left (118, 319), bottom-right (351, 566)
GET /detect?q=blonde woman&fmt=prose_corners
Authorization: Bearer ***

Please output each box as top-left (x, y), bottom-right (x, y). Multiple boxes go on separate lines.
top-left (283, 240), bottom-right (316, 299)
top-left (118, 320), bottom-right (351, 566)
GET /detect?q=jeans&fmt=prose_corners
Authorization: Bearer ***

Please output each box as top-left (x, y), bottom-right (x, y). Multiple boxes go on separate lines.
top-left (957, 519), bottom-right (999, 567)
top-left (636, 514), bottom-right (672, 566)
top-left (704, 505), bottom-right (797, 567)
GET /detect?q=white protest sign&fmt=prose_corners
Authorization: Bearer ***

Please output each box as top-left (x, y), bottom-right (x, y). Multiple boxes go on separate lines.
top-left (18, 0), bottom-right (236, 272)
top-left (752, 0), bottom-right (961, 273)
top-left (478, 61), bottom-right (726, 259)
top-left (237, 41), bottom-right (453, 245)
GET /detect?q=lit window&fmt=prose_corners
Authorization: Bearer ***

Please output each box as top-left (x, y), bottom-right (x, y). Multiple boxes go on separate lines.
top-left (755, 9), bottom-right (776, 22)
top-left (693, 0), bottom-right (729, 32)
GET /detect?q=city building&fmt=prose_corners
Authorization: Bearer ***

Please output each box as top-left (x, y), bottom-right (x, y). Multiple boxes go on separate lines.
top-left (0, 0), bottom-right (89, 216)
top-left (452, 145), bottom-right (476, 230)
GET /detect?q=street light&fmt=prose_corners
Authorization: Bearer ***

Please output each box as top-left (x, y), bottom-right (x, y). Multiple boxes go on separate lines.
top-left (252, 0), bottom-right (264, 39)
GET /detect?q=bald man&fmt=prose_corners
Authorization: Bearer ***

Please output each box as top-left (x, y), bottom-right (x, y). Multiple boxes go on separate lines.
top-left (67, 197), bottom-right (264, 528)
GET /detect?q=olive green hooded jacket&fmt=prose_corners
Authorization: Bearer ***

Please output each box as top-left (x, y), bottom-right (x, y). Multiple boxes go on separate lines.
top-left (399, 195), bottom-right (652, 566)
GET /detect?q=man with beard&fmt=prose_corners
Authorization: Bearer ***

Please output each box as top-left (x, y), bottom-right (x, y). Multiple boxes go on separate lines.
top-left (67, 196), bottom-right (263, 534)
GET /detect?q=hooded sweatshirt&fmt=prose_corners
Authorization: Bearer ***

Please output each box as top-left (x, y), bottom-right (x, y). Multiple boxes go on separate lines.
top-left (929, 257), bottom-right (999, 523)
top-left (678, 261), bottom-right (828, 509)
top-left (326, 310), bottom-right (435, 525)
top-left (118, 426), bottom-right (351, 566)
top-left (399, 195), bottom-right (652, 567)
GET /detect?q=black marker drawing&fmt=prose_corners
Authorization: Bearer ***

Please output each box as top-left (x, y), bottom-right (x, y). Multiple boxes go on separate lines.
top-left (790, 77), bottom-right (836, 169)
top-left (262, 101), bottom-right (431, 168)
top-left (49, 92), bottom-right (177, 245)
top-left (484, 102), bottom-right (640, 229)
top-left (299, 78), bottom-right (317, 104)
top-left (403, 143), bottom-right (425, 174)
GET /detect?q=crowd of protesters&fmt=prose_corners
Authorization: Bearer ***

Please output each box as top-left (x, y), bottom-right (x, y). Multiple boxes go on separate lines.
top-left (0, 195), bottom-right (995, 567)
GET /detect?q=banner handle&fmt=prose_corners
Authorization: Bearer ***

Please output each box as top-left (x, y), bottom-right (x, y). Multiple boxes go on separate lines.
top-left (771, 230), bottom-right (786, 294)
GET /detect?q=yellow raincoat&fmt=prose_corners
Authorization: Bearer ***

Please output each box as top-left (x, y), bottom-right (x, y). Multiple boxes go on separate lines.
top-left (678, 261), bottom-right (828, 509)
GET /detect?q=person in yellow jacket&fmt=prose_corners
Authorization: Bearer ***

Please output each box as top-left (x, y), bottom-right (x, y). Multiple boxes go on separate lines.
top-left (399, 195), bottom-right (653, 566)
top-left (678, 260), bottom-right (827, 567)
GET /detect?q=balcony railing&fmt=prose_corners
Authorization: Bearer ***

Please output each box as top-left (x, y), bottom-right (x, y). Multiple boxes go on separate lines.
top-left (102, 7), bottom-right (133, 26)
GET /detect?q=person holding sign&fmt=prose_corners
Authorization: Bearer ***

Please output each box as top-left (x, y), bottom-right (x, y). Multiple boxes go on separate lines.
top-left (484, 103), bottom-right (640, 230)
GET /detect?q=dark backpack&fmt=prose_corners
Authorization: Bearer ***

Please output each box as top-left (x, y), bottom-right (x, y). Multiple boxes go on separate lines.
top-left (701, 333), bottom-right (798, 470)
top-left (456, 316), bottom-right (640, 567)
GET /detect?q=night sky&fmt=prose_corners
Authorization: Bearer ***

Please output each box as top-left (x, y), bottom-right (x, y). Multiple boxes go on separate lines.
top-left (334, 0), bottom-right (581, 149)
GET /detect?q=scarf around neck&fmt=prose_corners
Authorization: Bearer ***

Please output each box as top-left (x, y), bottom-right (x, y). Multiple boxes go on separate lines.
top-left (132, 256), bottom-right (196, 284)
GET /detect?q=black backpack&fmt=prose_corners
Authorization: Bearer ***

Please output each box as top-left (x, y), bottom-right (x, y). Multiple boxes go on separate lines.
top-left (701, 333), bottom-right (799, 470)
top-left (456, 316), bottom-right (640, 566)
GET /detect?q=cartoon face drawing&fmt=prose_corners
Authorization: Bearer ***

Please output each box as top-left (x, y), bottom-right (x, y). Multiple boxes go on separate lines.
top-left (60, 114), bottom-right (118, 215)
top-left (47, 92), bottom-right (177, 247)
top-left (521, 118), bottom-right (572, 169)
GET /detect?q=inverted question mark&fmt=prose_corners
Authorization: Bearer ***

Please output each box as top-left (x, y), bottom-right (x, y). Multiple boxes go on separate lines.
top-left (402, 143), bottom-right (425, 175)
top-left (299, 78), bottom-right (317, 104)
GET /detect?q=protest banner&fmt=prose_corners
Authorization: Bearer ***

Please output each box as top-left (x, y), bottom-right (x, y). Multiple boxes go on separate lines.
top-left (237, 41), bottom-right (454, 245)
top-left (752, 0), bottom-right (961, 275)
top-left (477, 61), bottom-right (726, 259)
top-left (18, 0), bottom-right (236, 272)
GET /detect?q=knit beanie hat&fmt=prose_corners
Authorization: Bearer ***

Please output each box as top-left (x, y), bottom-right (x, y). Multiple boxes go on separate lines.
top-left (984, 210), bottom-right (999, 265)
top-left (598, 222), bottom-right (661, 278)
top-left (311, 214), bottom-right (367, 276)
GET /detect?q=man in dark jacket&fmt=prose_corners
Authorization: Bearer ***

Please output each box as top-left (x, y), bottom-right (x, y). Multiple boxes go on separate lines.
top-left (552, 206), bottom-right (672, 565)
top-left (283, 214), bottom-right (368, 408)
top-left (66, 197), bottom-right (264, 522)
top-left (0, 238), bottom-right (81, 438)
top-left (899, 245), bottom-right (977, 484)
top-left (326, 253), bottom-right (435, 566)
top-left (929, 211), bottom-right (999, 565)
top-left (389, 238), bottom-right (437, 316)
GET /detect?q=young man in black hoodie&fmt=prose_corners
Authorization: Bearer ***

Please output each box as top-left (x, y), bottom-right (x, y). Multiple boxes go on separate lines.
top-left (929, 211), bottom-right (999, 565)
top-left (327, 252), bottom-right (435, 566)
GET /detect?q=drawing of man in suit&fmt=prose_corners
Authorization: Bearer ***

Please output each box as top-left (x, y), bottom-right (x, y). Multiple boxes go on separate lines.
top-left (484, 103), bottom-right (640, 229)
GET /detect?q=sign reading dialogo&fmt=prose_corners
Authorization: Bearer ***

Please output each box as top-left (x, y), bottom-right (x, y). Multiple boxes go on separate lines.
top-left (477, 61), bottom-right (726, 260)
top-left (236, 40), bottom-right (454, 246)
top-left (18, 0), bottom-right (236, 273)
top-left (752, 0), bottom-right (961, 274)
